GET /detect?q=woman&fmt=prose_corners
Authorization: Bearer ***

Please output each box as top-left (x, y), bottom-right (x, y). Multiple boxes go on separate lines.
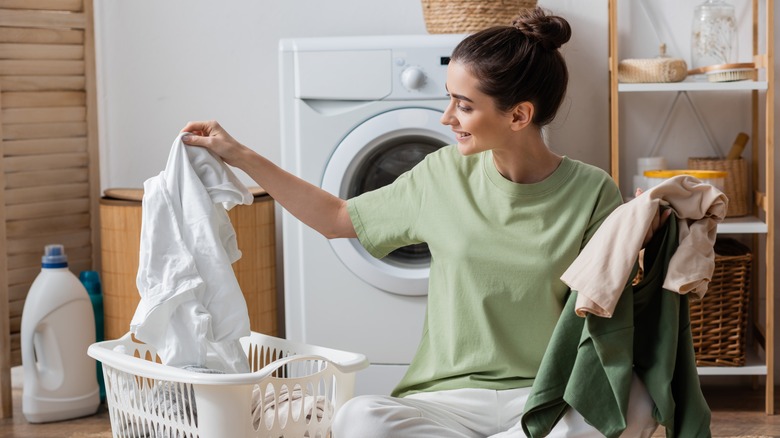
top-left (182, 7), bottom-right (658, 437)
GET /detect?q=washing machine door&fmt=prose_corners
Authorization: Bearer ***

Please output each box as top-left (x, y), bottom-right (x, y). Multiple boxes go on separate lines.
top-left (321, 107), bottom-right (453, 296)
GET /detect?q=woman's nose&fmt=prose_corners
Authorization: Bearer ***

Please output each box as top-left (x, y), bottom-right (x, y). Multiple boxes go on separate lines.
top-left (440, 102), bottom-right (455, 125)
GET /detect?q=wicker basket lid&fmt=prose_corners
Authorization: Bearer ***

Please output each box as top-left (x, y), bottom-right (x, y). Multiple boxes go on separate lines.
top-left (103, 188), bottom-right (143, 202)
top-left (101, 186), bottom-right (268, 204)
top-left (644, 169), bottom-right (728, 179)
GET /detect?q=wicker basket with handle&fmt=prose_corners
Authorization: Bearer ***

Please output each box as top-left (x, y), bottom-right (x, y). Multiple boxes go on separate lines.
top-left (689, 238), bottom-right (752, 367)
top-left (420, 0), bottom-right (538, 34)
top-left (688, 157), bottom-right (749, 217)
top-left (635, 238), bottom-right (751, 366)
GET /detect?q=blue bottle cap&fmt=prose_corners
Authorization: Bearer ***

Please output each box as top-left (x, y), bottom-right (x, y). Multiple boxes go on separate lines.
top-left (41, 244), bottom-right (68, 268)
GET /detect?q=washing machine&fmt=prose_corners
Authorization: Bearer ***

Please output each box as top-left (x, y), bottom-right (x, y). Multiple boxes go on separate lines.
top-left (278, 34), bottom-right (464, 395)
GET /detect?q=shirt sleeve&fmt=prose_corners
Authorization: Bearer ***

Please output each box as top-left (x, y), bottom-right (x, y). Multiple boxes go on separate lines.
top-left (581, 174), bottom-right (623, 249)
top-left (347, 164), bottom-right (427, 259)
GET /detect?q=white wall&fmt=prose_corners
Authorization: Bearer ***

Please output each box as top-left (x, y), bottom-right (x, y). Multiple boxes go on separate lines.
top-left (93, 0), bottom-right (608, 189)
top-left (94, 0), bottom-right (780, 379)
top-left (92, 0), bottom-right (430, 187)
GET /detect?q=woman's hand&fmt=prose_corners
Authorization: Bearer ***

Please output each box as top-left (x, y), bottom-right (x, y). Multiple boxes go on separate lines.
top-left (181, 120), bottom-right (249, 169)
top-left (181, 120), bottom-right (356, 239)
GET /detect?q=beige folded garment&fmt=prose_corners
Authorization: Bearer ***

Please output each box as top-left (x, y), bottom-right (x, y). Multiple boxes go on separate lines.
top-left (561, 175), bottom-right (727, 318)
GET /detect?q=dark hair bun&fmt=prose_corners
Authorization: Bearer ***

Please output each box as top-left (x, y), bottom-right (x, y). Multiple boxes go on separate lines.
top-left (511, 7), bottom-right (571, 51)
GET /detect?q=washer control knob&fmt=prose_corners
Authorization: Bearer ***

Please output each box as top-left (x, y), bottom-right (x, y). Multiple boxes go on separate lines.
top-left (401, 66), bottom-right (426, 91)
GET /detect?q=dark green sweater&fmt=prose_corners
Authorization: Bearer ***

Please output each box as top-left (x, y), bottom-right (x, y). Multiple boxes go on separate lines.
top-left (521, 218), bottom-right (711, 437)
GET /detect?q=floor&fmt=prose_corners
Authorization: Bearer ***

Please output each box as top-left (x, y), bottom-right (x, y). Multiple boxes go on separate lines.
top-left (1, 377), bottom-right (780, 437)
top-left (1, 389), bottom-right (110, 438)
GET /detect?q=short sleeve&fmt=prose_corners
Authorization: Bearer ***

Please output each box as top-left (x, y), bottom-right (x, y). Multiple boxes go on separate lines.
top-left (581, 173), bottom-right (623, 249)
top-left (347, 166), bottom-right (426, 259)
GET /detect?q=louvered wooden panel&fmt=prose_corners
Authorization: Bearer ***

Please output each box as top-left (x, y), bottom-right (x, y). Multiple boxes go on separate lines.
top-left (0, 0), bottom-right (99, 418)
top-left (0, 27), bottom-right (84, 45)
top-left (3, 137), bottom-right (87, 155)
top-left (4, 107), bottom-right (87, 124)
top-left (1, 76), bottom-right (87, 91)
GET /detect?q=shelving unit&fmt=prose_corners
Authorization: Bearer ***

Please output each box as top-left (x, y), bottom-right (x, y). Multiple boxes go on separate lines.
top-left (608, 0), bottom-right (775, 414)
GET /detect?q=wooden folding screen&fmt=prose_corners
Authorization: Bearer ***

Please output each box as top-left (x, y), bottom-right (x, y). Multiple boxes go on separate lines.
top-left (0, 0), bottom-right (99, 417)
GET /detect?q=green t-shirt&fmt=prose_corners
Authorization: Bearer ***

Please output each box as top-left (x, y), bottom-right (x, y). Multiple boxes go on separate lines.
top-left (347, 146), bottom-right (622, 398)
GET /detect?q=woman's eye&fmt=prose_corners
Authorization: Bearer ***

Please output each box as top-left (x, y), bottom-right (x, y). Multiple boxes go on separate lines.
top-left (457, 104), bottom-right (472, 112)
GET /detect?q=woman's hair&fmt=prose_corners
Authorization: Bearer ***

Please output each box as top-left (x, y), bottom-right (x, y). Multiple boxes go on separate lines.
top-left (450, 7), bottom-right (571, 126)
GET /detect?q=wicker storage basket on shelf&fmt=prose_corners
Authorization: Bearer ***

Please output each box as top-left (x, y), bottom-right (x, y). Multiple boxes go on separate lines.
top-left (688, 157), bottom-right (749, 217)
top-left (420, 0), bottom-right (538, 34)
top-left (690, 238), bottom-right (752, 366)
top-left (617, 44), bottom-right (687, 83)
top-left (617, 56), bottom-right (687, 83)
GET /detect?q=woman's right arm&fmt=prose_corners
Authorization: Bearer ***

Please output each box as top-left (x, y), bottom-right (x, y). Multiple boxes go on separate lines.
top-left (181, 120), bottom-right (357, 239)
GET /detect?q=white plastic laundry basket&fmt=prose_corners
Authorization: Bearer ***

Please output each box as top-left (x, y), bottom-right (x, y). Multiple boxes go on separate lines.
top-left (88, 332), bottom-right (368, 438)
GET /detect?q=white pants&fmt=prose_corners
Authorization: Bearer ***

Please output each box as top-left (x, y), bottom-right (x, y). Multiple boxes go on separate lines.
top-left (332, 374), bottom-right (658, 438)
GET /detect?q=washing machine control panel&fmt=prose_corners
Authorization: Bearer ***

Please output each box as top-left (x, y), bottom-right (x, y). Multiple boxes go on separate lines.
top-left (391, 46), bottom-right (453, 100)
top-left (400, 66), bottom-right (427, 91)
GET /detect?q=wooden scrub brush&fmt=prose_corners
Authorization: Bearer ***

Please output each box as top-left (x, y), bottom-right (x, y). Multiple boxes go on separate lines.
top-left (688, 62), bottom-right (756, 82)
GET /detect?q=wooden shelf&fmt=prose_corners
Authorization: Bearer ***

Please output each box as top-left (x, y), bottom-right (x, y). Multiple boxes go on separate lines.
top-left (718, 216), bottom-right (769, 234)
top-left (609, 0), bottom-right (775, 415)
top-left (698, 350), bottom-right (767, 376)
top-left (618, 79), bottom-right (768, 93)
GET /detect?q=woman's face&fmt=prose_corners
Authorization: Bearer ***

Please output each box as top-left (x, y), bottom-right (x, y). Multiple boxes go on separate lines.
top-left (440, 61), bottom-right (513, 156)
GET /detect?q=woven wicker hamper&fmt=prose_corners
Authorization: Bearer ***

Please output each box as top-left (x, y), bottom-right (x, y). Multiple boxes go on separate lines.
top-left (98, 188), bottom-right (277, 340)
top-left (689, 238), bottom-right (752, 366)
top-left (420, 0), bottom-right (538, 34)
top-left (688, 157), bottom-right (749, 217)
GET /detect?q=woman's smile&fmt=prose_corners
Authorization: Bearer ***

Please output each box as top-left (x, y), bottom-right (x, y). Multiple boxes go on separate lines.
top-left (454, 130), bottom-right (472, 141)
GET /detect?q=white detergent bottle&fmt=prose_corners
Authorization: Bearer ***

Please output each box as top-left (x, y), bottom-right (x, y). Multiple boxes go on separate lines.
top-left (21, 244), bottom-right (100, 423)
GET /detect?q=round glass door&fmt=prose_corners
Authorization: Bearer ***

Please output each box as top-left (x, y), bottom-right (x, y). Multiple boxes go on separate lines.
top-left (321, 108), bottom-right (453, 296)
top-left (347, 137), bottom-right (440, 268)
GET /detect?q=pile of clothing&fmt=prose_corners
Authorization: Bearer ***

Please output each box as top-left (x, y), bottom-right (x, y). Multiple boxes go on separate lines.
top-left (131, 132), bottom-right (254, 374)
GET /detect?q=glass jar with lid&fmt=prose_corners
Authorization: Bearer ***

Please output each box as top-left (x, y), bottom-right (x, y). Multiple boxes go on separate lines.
top-left (691, 0), bottom-right (738, 70)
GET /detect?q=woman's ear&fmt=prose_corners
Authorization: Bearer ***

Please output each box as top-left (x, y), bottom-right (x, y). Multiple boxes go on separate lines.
top-left (510, 102), bottom-right (534, 131)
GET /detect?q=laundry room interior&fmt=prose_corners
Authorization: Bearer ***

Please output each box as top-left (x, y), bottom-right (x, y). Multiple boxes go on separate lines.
top-left (2, 0), bottom-right (780, 436)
